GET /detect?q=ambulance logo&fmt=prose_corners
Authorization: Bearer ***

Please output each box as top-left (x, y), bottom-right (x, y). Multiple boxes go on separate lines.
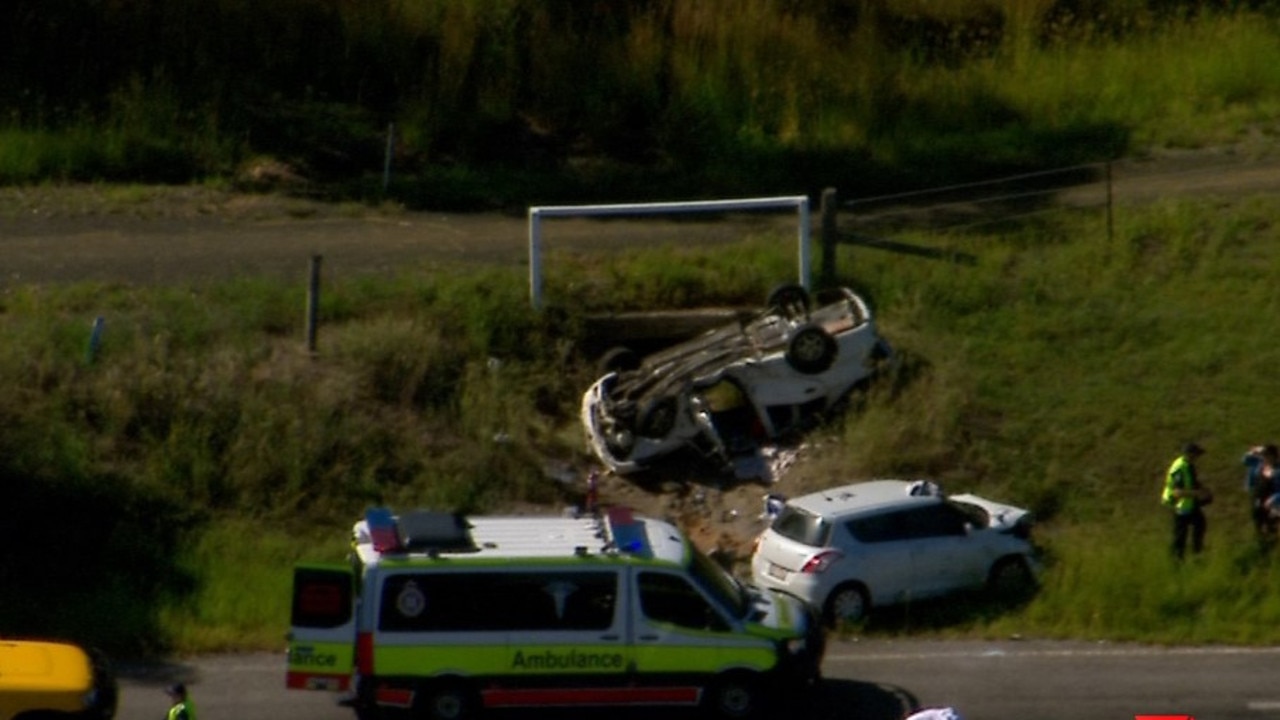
top-left (396, 581), bottom-right (426, 618)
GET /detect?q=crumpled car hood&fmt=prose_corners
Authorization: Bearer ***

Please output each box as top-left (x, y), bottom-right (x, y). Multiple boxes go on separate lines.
top-left (950, 493), bottom-right (1033, 531)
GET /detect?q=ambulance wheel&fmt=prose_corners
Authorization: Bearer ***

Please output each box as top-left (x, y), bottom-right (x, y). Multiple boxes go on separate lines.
top-left (704, 671), bottom-right (764, 719)
top-left (416, 681), bottom-right (475, 720)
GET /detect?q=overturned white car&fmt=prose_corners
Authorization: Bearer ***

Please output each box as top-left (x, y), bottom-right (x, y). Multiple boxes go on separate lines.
top-left (581, 285), bottom-right (892, 475)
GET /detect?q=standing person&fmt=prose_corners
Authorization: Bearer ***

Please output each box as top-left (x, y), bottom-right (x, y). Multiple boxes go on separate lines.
top-left (164, 683), bottom-right (196, 720)
top-left (1243, 444), bottom-right (1279, 535)
top-left (1163, 443), bottom-right (1211, 559)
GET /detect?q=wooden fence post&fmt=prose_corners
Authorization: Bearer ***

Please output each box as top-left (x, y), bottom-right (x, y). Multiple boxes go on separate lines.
top-left (1106, 161), bottom-right (1114, 244)
top-left (306, 255), bottom-right (322, 355)
top-left (820, 187), bottom-right (839, 286)
top-left (86, 316), bottom-right (105, 364)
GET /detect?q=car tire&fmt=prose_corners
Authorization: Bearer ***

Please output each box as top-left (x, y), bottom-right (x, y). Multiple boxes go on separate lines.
top-left (416, 680), bottom-right (476, 720)
top-left (824, 582), bottom-right (870, 626)
top-left (637, 395), bottom-right (678, 438)
top-left (988, 556), bottom-right (1036, 600)
top-left (703, 672), bottom-right (764, 719)
top-left (597, 345), bottom-right (640, 375)
top-left (785, 324), bottom-right (838, 374)
top-left (766, 283), bottom-right (810, 315)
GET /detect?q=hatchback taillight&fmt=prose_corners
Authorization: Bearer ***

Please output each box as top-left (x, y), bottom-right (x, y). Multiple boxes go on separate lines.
top-left (800, 550), bottom-right (842, 573)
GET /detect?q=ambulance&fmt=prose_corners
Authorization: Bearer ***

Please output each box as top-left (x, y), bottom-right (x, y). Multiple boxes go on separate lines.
top-left (286, 506), bottom-right (824, 719)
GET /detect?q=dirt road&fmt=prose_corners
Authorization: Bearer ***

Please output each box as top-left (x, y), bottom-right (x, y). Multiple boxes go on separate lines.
top-left (2, 142), bottom-right (1277, 288)
top-left (0, 187), bottom-right (799, 286)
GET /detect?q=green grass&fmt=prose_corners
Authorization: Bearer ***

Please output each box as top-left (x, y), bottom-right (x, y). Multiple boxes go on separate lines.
top-left (5, 188), bottom-right (1280, 654)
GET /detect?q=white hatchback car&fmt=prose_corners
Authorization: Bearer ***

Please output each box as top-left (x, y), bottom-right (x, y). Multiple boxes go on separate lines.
top-left (750, 480), bottom-right (1037, 625)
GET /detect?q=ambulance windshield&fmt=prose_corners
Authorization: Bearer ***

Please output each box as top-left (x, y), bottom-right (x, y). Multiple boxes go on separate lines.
top-left (688, 546), bottom-right (749, 619)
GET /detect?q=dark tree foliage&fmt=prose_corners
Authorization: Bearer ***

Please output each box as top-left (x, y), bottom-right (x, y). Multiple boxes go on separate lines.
top-left (0, 0), bottom-right (1269, 191)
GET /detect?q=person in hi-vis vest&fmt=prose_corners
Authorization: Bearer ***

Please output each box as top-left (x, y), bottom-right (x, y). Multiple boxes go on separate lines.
top-left (164, 683), bottom-right (196, 720)
top-left (1163, 442), bottom-right (1211, 559)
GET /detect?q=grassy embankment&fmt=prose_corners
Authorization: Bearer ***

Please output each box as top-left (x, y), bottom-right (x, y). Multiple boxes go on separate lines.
top-left (3, 3), bottom-right (1280, 656)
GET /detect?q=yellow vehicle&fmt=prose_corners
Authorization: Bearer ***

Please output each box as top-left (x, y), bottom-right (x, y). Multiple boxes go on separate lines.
top-left (287, 506), bottom-right (824, 720)
top-left (0, 638), bottom-right (117, 720)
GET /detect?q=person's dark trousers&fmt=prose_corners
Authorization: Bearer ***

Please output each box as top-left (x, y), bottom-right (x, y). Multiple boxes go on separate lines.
top-left (1172, 507), bottom-right (1206, 559)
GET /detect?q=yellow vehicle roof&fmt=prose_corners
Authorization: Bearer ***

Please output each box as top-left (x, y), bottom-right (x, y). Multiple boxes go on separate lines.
top-left (0, 640), bottom-right (94, 719)
top-left (0, 640), bottom-right (93, 691)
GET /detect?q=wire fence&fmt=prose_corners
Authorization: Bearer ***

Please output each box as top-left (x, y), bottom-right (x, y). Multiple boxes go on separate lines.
top-left (817, 162), bottom-right (1115, 278)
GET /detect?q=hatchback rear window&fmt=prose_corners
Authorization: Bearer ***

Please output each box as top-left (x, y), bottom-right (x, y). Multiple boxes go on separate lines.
top-left (771, 506), bottom-right (830, 546)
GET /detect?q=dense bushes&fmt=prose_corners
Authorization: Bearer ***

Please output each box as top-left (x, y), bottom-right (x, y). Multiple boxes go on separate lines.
top-left (3, 2), bottom-right (1278, 202)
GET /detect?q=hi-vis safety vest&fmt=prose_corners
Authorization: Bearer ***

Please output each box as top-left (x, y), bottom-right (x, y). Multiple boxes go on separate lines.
top-left (1163, 456), bottom-right (1198, 513)
top-left (167, 700), bottom-right (195, 720)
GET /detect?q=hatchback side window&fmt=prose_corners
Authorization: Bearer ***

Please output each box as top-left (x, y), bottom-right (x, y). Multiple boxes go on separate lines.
top-left (847, 509), bottom-right (911, 543)
top-left (901, 504), bottom-right (968, 539)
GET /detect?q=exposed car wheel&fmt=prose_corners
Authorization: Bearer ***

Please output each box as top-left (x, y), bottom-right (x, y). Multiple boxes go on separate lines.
top-left (416, 681), bottom-right (475, 720)
top-left (704, 672), bottom-right (764, 719)
top-left (637, 396), bottom-right (679, 438)
top-left (824, 583), bottom-right (869, 626)
top-left (597, 345), bottom-right (640, 375)
top-left (785, 324), bottom-right (838, 374)
top-left (767, 283), bottom-right (810, 315)
top-left (988, 556), bottom-right (1036, 600)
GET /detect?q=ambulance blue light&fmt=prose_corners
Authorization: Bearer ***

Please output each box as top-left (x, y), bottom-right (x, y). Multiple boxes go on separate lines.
top-left (606, 507), bottom-right (651, 557)
top-left (365, 507), bottom-right (400, 553)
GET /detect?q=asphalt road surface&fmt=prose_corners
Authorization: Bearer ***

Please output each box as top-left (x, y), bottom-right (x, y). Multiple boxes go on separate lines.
top-left (114, 639), bottom-right (1280, 720)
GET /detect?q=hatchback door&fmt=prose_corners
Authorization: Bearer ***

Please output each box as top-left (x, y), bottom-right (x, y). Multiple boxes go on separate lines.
top-left (900, 504), bottom-right (989, 596)
top-left (286, 564), bottom-right (356, 692)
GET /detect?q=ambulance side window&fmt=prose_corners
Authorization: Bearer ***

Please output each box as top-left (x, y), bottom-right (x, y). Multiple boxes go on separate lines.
top-left (379, 571), bottom-right (617, 632)
top-left (637, 571), bottom-right (729, 632)
top-left (502, 571), bottom-right (618, 630)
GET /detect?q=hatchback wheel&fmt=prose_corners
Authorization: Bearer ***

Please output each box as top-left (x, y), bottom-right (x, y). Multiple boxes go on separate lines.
top-left (824, 583), bottom-right (869, 626)
top-left (766, 283), bottom-right (810, 315)
top-left (988, 557), bottom-right (1035, 600)
top-left (637, 395), bottom-right (678, 438)
top-left (785, 324), bottom-right (838, 374)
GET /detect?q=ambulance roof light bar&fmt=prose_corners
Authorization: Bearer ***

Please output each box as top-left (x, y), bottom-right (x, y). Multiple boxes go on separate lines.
top-left (364, 507), bottom-right (475, 556)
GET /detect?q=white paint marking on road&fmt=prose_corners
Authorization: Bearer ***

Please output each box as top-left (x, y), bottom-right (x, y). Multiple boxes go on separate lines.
top-left (1247, 700), bottom-right (1280, 711)
top-left (825, 645), bottom-right (1280, 663)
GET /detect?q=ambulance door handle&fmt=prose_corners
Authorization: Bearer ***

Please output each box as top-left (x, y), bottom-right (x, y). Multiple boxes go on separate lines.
top-left (599, 634), bottom-right (620, 641)
top-left (638, 634), bottom-right (659, 641)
